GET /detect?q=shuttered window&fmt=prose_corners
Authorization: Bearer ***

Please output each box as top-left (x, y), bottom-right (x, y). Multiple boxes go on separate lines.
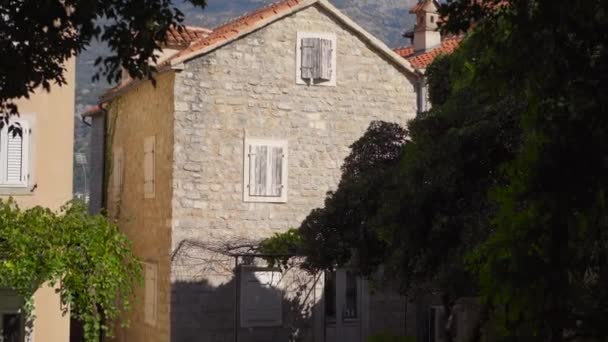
top-left (297, 32), bottom-right (337, 86)
top-left (244, 138), bottom-right (288, 203)
top-left (112, 147), bottom-right (124, 196)
top-left (0, 121), bottom-right (30, 188)
top-left (144, 262), bottom-right (158, 326)
top-left (143, 136), bottom-right (155, 199)
top-left (301, 37), bottom-right (333, 81)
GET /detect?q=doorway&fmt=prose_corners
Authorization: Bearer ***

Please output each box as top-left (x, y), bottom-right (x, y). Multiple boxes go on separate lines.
top-left (323, 270), bottom-right (368, 342)
top-left (0, 290), bottom-right (25, 342)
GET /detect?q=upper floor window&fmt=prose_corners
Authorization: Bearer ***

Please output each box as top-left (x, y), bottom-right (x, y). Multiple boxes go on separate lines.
top-left (0, 121), bottom-right (30, 188)
top-left (296, 32), bottom-right (337, 86)
top-left (243, 138), bottom-right (288, 203)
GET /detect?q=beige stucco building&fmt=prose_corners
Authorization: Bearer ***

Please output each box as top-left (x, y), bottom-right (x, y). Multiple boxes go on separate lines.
top-left (0, 59), bottom-right (75, 341)
top-left (88, 0), bottom-right (421, 341)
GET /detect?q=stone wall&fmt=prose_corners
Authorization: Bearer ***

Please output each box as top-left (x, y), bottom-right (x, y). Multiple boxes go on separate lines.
top-left (106, 72), bottom-right (176, 342)
top-left (171, 3), bottom-right (417, 341)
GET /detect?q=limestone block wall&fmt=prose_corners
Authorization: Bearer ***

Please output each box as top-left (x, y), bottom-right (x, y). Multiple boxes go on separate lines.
top-left (170, 4), bottom-right (417, 341)
top-left (106, 72), bottom-right (175, 342)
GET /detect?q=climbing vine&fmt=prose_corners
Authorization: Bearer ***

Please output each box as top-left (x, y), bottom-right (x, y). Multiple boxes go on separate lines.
top-left (0, 199), bottom-right (141, 341)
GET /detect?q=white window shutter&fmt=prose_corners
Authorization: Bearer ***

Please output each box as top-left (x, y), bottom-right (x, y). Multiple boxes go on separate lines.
top-left (249, 145), bottom-right (268, 196)
top-left (319, 39), bottom-right (333, 81)
top-left (143, 136), bottom-right (156, 198)
top-left (2, 122), bottom-right (29, 187)
top-left (301, 37), bottom-right (318, 80)
top-left (270, 147), bottom-right (284, 197)
top-left (113, 147), bottom-right (124, 195)
top-left (244, 138), bottom-right (288, 203)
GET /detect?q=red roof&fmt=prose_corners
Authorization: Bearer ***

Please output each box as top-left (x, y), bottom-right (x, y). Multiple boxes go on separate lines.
top-left (164, 25), bottom-right (212, 48)
top-left (170, 0), bottom-right (305, 63)
top-left (101, 0), bottom-right (417, 101)
top-left (395, 36), bottom-right (463, 70)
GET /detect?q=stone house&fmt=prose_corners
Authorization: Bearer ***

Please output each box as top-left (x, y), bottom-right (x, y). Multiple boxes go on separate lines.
top-left (85, 0), bottom-right (427, 341)
top-left (0, 59), bottom-right (75, 341)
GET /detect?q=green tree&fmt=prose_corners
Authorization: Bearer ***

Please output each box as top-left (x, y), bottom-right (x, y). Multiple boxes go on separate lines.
top-left (297, 121), bottom-right (408, 275)
top-left (0, 200), bottom-right (141, 342)
top-left (0, 0), bottom-right (206, 117)
top-left (265, 1), bottom-right (608, 340)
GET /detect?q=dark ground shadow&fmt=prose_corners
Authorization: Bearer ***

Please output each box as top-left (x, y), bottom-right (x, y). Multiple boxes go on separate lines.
top-left (171, 259), bottom-right (321, 342)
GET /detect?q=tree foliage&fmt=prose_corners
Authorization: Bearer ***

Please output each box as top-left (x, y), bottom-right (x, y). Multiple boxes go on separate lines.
top-left (0, 0), bottom-right (206, 116)
top-left (264, 1), bottom-right (608, 340)
top-left (0, 200), bottom-right (140, 342)
top-left (298, 121), bottom-right (407, 274)
top-left (439, 0), bottom-right (608, 340)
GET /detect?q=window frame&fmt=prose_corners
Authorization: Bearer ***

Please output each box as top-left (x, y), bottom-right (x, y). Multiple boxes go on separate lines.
top-left (0, 119), bottom-right (31, 189)
top-left (112, 146), bottom-right (124, 198)
top-left (296, 32), bottom-right (337, 87)
top-left (143, 136), bottom-right (156, 199)
top-left (243, 138), bottom-right (289, 203)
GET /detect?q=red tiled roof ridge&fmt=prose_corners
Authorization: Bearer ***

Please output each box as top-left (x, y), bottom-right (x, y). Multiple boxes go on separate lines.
top-left (395, 35), bottom-right (464, 69)
top-left (180, 25), bottom-right (212, 33)
top-left (394, 46), bottom-right (414, 58)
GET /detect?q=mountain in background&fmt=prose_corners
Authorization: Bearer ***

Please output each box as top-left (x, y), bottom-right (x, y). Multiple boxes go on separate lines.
top-left (74, 0), bottom-right (416, 196)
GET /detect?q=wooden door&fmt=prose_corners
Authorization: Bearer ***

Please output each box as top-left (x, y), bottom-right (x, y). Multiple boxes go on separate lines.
top-left (324, 270), bottom-right (368, 342)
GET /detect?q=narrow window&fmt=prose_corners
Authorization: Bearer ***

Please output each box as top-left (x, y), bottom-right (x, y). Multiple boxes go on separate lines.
top-left (144, 263), bottom-right (158, 326)
top-left (143, 136), bottom-right (156, 199)
top-left (324, 271), bottom-right (336, 320)
top-left (113, 147), bottom-right (124, 196)
top-left (344, 271), bottom-right (358, 320)
top-left (244, 138), bottom-right (288, 203)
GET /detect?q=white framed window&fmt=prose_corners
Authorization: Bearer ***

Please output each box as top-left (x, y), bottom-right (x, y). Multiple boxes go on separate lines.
top-left (243, 138), bottom-right (288, 203)
top-left (144, 262), bottom-right (158, 326)
top-left (0, 121), bottom-right (30, 188)
top-left (143, 136), bottom-right (156, 199)
top-left (296, 32), bottom-right (337, 86)
top-left (112, 147), bottom-right (124, 196)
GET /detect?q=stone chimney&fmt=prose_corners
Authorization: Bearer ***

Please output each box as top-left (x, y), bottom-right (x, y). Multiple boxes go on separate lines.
top-left (410, 0), bottom-right (441, 52)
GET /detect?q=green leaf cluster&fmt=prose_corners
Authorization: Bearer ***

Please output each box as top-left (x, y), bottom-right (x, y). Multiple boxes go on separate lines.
top-left (0, 199), bottom-right (141, 342)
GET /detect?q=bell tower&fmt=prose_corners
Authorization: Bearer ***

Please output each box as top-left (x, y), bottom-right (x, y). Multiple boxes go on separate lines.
top-left (410, 0), bottom-right (441, 52)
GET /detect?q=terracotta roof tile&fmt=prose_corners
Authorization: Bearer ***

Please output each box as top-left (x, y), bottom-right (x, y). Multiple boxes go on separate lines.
top-left (164, 25), bottom-right (212, 48)
top-left (101, 0), bottom-right (308, 100)
top-left (395, 36), bottom-right (463, 70)
top-left (171, 0), bottom-right (305, 62)
top-left (394, 46), bottom-right (414, 58)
